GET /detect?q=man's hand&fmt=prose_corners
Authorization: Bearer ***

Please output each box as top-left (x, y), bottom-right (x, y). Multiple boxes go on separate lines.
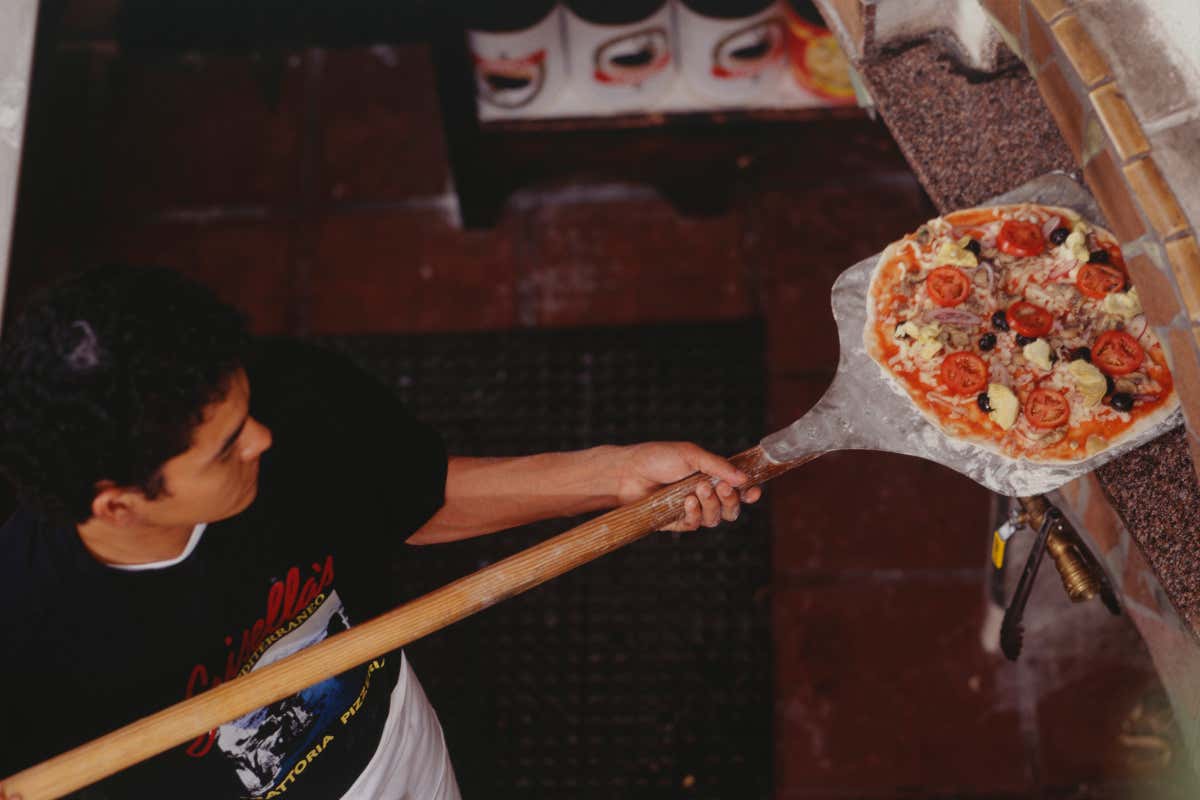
top-left (0, 785), bottom-right (21, 800)
top-left (613, 442), bottom-right (762, 532)
top-left (410, 442), bottom-right (764, 545)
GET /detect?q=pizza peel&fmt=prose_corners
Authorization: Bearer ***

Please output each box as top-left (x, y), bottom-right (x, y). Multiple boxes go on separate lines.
top-left (2, 174), bottom-right (1182, 799)
top-left (759, 190), bottom-right (1182, 497)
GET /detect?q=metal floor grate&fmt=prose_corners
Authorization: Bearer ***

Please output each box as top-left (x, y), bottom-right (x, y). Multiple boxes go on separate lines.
top-left (316, 320), bottom-right (769, 799)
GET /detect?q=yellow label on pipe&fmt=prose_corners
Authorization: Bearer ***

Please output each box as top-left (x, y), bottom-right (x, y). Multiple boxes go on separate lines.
top-left (992, 529), bottom-right (1007, 569)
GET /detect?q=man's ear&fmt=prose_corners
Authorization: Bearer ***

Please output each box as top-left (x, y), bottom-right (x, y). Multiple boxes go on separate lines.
top-left (90, 481), bottom-right (138, 525)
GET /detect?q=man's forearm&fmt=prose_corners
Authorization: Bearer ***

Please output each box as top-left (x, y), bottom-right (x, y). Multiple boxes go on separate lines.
top-left (407, 447), bottom-right (628, 545)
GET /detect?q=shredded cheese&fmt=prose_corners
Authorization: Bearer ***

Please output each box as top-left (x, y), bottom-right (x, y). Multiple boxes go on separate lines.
top-left (1102, 287), bottom-right (1142, 320)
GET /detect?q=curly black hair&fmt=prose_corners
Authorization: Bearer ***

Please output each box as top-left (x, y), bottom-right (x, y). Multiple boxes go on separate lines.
top-left (0, 265), bottom-right (251, 525)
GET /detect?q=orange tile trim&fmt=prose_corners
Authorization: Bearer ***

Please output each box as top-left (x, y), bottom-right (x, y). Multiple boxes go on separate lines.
top-left (1082, 146), bottom-right (1148, 243)
top-left (1123, 158), bottom-right (1191, 239)
top-left (1185, 427), bottom-right (1200, 491)
top-left (1168, 236), bottom-right (1200, 322)
top-left (1026, 0), bottom-right (1069, 24)
top-left (1034, 61), bottom-right (1085, 163)
top-left (1051, 13), bottom-right (1111, 88)
top-left (1168, 326), bottom-right (1200, 446)
top-left (1125, 251), bottom-right (1184, 327)
top-left (1089, 83), bottom-right (1150, 163)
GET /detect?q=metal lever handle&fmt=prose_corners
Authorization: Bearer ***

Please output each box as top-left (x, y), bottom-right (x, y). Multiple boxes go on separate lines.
top-left (1000, 508), bottom-right (1060, 661)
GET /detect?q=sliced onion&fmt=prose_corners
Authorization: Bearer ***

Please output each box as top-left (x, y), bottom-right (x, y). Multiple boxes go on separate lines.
top-left (1047, 258), bottom-right (1076, 281)
top-left (1133, 393), bottom-right (1159, 403)
top-left (974, 260), bottom-right (995, 293)
top-left (926, 308), bottom-right (983, 327)
top-left (1127, 313), bottom-right (1149, 342)
top-left (927, 392), bottom-right (966, 417)
top-left (1042, 215), bottom-right (1062, 240)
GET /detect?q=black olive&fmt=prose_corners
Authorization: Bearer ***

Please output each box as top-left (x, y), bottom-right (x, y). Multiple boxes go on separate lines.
top-left (991, 310), bottom-right (1009, 331)
top-left (1110, 392), bottom-right (1134, 412)
top-left (965, 239), bottom-right (982, 256)
top-left (1049, 349), bottom-right (1059, 363)
top-left (1070, 346), bottom-right (1092, 362)
top-left (1105, 374), bottom-right (1115, 396)
top-left (1016, 334), bottom-right (1036, 346)
top-left (978, 332), bottom-right (997, 351)
top-left (1049, 227), bottom-right (1070, 245)
top-left (1089, 249), bottom-right (1111, 264)
top-left (977, 392), bottom-right (992, 412)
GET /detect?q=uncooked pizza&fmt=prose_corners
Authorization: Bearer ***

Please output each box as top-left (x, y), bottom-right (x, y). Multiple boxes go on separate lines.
top-left (865, 203), bottom-right (1175, 462)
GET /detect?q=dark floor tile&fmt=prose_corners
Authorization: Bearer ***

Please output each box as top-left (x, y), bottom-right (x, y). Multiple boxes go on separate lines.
top-left (309, 207), bottom-right (517, 333)
top-left (100, 219), bottom-right (294, 335)
top-left (522, 195), bottom-right (753, 328)
top-left (1035, 654), bottom-right (1170, 788)
top-left (1022, 597), bottom-right (1180, 791)
top-left (764, 280), bottom-right (842, 377)
top-left (755, 178), bottom-right (933, 374)
top-left (991, 530), bottom-right (1176, 796)
top-left (321, 45), bottom-right (450, 203)
top-left (770, 448), bottom-right (992, 573)
top-left (100, 51), bottom-right (305, 214)
top-left (767, 375), bottom-right (832, 433)
top-left (774, 581), bottom-right (1029, 795)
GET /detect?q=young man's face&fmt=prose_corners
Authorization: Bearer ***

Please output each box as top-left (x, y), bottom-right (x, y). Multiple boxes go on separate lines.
top-left (134, 369), bottom-right (273, 529)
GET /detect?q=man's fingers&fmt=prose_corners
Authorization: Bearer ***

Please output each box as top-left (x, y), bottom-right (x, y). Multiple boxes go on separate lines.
top-left (661, 480), bottom-right (763, 533)
top-left (717, 481), bottom-right (740, 522)
top-left (697, 482), bottom-right (722, 528)
top-left (685, 445), bottom-right (748, 488)
top-left (663, 494), bottom-right (702, 532)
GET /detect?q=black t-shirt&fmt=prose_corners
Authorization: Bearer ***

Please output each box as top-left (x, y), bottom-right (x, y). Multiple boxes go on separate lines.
top-left (0, 340), bottom-right (448, 798)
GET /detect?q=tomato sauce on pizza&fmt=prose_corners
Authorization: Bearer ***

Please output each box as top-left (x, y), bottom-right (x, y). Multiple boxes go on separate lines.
top-left (865, 203), bottom-right (1175, 462)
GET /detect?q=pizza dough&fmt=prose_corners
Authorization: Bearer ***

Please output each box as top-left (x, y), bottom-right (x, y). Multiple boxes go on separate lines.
top-left (864, 203), bottom-right (1176, 462)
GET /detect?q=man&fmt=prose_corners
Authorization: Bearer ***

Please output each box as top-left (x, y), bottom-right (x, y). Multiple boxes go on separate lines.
top-left (0, 265), bottom-right (760, 799)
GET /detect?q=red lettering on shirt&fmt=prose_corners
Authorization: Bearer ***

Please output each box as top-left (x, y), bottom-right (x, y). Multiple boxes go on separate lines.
top-left (182, 554), bottom-right (336, 758)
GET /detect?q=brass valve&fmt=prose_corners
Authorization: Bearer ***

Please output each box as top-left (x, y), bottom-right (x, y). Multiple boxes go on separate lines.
top-left (1046, 528), bottom-right (1100, 602)
top-left (1017, 495), bottom-right (1100, 604)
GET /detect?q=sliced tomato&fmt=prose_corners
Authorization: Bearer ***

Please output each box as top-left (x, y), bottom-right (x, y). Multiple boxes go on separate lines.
top-left (1076, 263), bottom-right (1126, 299)
top-left (997, 220), bottom-right (1046, 257)
top-left (926, 265), bottom-right (971, 307)
top-left (1025, 388), bottom-right (1070, 429)
top-left (1093, 330), bottom-right (1144, 375)
top-left (1006, 301), bottom-right (1054, 337)
top-left (940, 352), bottom-right (989, 395)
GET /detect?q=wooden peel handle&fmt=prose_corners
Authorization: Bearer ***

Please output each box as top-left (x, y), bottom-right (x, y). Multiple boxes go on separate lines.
top-left (2, 445), bottom-right (811, 800)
